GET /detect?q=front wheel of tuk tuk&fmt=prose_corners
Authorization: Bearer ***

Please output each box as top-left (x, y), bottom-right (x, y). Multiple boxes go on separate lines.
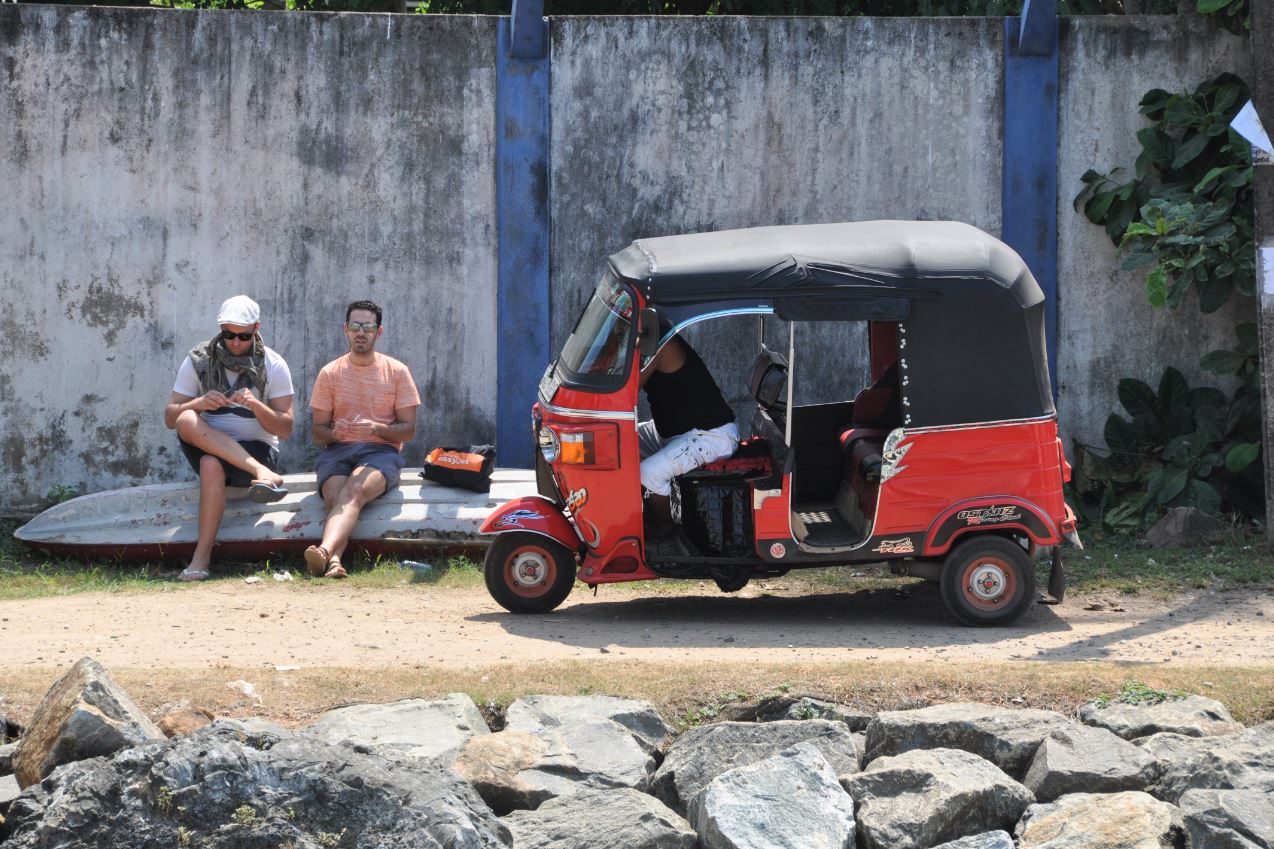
top-left (484, 532), bottom-right (578, 614)
top-left (939, 536), bottom-right (1037, 627)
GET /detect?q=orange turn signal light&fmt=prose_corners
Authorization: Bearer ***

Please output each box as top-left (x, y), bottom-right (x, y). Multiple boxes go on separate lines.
top-left (559, 431), bottom-right (596, 465)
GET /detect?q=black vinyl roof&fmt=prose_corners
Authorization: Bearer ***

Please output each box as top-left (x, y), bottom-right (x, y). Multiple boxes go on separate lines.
top-left (608, 221), bottom-right (1055, 427)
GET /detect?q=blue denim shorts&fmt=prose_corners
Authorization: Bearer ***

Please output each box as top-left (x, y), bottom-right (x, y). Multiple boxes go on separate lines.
top-left (315, 442), bottom-right (406, 494)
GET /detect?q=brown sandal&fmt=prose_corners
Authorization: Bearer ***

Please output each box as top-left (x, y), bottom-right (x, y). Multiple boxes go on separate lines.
top-left (304, 545), bottom-right (330, 577)
top-left (323, 559), bottom-right (348, 579)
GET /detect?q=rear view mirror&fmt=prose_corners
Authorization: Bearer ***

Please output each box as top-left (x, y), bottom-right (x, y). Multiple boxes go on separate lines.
top-left (638, 308), bottom-right (660, 360)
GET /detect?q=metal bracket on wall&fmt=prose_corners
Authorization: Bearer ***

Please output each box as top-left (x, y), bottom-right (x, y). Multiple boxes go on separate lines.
top-left (1016, 0), bottom-right (1058, 57)
top-left (511, 0), bottom-right (546, 60)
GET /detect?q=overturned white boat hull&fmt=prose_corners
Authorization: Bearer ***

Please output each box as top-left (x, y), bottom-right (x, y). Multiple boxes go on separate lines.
top-left (14, 468), bottom-right (537, 563)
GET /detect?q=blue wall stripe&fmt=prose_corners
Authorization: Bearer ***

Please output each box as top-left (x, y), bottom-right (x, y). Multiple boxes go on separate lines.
top-left (495, 15), bottom-right (550, 469)
top-left (1002, 11), bottom-right (1060, 400)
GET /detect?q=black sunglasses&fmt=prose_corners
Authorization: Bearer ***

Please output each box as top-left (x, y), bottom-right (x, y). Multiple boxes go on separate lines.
top-left (220, 330), bottom-right (255, 342)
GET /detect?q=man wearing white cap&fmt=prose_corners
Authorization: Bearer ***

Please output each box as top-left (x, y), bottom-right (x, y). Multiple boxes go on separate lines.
top-left (164, 295), bottom-right (295, 581)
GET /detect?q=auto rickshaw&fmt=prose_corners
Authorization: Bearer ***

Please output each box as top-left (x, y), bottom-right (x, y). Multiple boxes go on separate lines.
top-left (480, 221), bottom-right (1082, 626)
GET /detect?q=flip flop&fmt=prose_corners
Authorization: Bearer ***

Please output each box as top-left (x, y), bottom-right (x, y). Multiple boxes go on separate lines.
top-left (248, 481), bottom-right (288, 504)
top-left (304, 545), bottom-right (331, 577)
top-left (324, 560), bottom-right (348, 580)
top-left (178, 567), bottom-right (210, 582)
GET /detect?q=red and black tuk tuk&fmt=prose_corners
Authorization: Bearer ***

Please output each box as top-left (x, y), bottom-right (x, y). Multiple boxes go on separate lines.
top-left (480, 221), bottom-right (1081, 626)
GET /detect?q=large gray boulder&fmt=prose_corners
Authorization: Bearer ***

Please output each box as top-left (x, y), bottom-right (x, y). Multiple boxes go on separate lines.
top-left (0, 741), bottom-right (16, 774)
top-left (864, 703), bottom-right (1072, 779)
top-left (1155, 723), bottom-right (1274, 802)
top-left (687, 743), bottom-right (856, 849)
top-left (304, 693), bottom-right (490, 760)
top-left (502, 787), bottom-right (697, 849)
top-left (1, 721), bottom-right (510, 848)
top-left (0, 773), bottom-right (19, 807)
top-left (1015, 791), bottom-right (1186, 848)
top-left (1179, 788), bottom-right (1274, 849)
top-left (504, 695), bottom-right (675, 755)
top-left (1144, 506), bottom-right (1225, 547)
top-left (1023, 725), bottom-right (1155, 802)
top-left (842, 747), bottom-right (1033, 849)
top-left (651, 720), bottom-right (860, 815)
top-left (452, 718), bottom-right (655, 814)
top-left (1079, 694), bottom-right (1243, 740)
top-left (719, 694), bottom-right (873, 732)
top-left (11, 656), bottom-right (164, 788)
top-left (930, 834), bottom-right (1015, 849)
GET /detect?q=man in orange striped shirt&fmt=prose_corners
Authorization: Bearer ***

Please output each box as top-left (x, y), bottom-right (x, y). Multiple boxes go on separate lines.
top-left (305, 300), bottom-right (421, 578)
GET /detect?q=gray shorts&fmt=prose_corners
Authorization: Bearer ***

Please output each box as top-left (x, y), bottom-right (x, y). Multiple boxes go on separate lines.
top-left (315, 442), bottom-right (406, 494)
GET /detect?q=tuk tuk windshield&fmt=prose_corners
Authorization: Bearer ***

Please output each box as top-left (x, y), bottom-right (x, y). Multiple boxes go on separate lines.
top-left (558, 272), bottom-right (635, 386)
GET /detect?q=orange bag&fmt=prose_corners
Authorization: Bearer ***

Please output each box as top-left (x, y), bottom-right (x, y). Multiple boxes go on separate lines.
top-left (422, 445), bottom-right (496, 492)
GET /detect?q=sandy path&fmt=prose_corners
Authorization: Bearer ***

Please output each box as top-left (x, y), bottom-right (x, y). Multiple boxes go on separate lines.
top-left (3, 580), bottom-right (1272, 670)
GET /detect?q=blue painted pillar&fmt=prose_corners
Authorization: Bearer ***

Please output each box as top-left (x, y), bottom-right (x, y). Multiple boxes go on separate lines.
top-left (496, 0), bottom-right (550, 468)
top-left (1002, 0), bottom-right (1060, 399)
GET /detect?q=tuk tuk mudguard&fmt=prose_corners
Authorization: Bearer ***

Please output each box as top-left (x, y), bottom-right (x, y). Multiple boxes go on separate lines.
top-left (480, 496), bottom-right (584, 551)
top-left (922, 496), bottom-right (1060, 557)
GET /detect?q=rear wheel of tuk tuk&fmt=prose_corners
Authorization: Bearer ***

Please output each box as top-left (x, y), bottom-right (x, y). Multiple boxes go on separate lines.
top-left (939, 535), bottom-right (1037, 627)
top-left (484, 532), bottom-right (577, 614)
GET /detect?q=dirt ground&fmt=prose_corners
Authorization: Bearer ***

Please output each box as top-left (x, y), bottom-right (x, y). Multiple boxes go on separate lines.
top-left (2, 579), bottom-right (1272, 728)
top-left (3, 578), bottom-right (1272, 669)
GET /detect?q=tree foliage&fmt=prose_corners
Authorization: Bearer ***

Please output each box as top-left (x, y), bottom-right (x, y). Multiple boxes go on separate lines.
top-left (1074, 74), bottom-right (1254, 314)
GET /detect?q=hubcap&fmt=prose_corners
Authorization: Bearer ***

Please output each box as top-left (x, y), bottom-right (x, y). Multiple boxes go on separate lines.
top-left (510, 550), bottom-right (550, 589)
top-left (968, 561), bottom-right (1007, 602)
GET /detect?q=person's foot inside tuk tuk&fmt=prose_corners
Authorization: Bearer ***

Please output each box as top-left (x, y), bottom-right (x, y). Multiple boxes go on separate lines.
top-left (643, 492), bottom-right (694, 558)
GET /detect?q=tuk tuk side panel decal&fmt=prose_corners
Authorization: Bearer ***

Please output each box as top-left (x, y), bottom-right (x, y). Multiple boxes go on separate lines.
top-left (870, 535), bottom-right (921, 555)
top-left (924, 496), bottom-right (1059, 554)
top-left (481, 497), bottom-right (584, 550)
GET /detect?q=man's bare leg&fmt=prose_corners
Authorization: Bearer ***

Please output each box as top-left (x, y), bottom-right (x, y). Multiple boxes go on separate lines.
top-left (174, 410), bottom-right (283, 488)
top-left (317, 466), bottom-right (388, 565)
top-left (188, 455), bottom-right (228, 575)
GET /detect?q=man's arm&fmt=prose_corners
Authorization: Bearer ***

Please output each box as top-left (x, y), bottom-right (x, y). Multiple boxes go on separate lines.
top-left (369, 405), bottom-right (418, 445)
top-left (312, 406), bottom-right (342, 447)
top-left (164, 390), bottom-right (232, 429)
top-left (640, 336), bottom-right (687, 387)
top-left (229, 389), bottom-right (294, 439)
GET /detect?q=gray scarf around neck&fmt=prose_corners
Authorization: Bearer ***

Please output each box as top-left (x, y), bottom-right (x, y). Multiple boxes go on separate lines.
top-left (188, 334), bottom-right (268, 399)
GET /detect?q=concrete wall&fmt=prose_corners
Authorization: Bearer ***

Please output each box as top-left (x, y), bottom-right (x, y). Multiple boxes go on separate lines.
top-left (0, 6), bottom-right (498, 509)
top-left (549, 16), bottom-right (1003, 411)
top-left (0, 6), bottom-right (1255, 509)
top-left (1056, 16), bottom-right (1254, 453)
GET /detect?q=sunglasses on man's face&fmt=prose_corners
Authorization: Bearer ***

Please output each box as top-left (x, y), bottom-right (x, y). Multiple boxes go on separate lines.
top-left (220, 330), bottom-right (255, 342)
top-left (345, 321), bottom-right (380, 333)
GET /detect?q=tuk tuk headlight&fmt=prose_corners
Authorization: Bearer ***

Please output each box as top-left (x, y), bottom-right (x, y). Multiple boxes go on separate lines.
top-left (539, 426), bottom-right (560, 464)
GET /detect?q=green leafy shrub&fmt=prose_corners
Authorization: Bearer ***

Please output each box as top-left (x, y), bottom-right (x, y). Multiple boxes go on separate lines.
top-left (1195, 0), bottom-right (1249, 33)
top-left (1074, 73), bottom-right (1253, 314)
top-left (1070, 347), bottom-right (1263, 530)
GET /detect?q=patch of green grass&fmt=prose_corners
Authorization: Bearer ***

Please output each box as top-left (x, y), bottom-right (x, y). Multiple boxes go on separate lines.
top-left (1093, 679), bottom-right (1188, 708)
top-left (1059, 532), bottom-right (1272, 596)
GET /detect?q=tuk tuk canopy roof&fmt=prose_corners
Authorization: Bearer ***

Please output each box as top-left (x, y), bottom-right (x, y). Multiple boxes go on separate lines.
top-left (608, 221), bottom-right (1055, 427)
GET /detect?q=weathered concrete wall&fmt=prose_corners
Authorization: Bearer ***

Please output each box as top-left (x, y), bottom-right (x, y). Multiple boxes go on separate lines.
top-left (549, 16), bottom-right (1004, 412)
top-left (0, 6), bottom-right (497, 508)
top-left (1056, 17), bottom-right (1253, 453)
top-left (0, 6), bottom-right (1255, 510)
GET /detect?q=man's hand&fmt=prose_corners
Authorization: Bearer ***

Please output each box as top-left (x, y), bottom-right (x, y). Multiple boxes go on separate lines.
top-left (229, 387), bottom-right (261, 410)
top-left (331, 416), bottom-right (376, 443)
top-left (198, 390), bottom-right (233, 411)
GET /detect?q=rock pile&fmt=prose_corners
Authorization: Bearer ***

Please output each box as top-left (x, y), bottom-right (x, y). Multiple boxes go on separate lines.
top-left (1, 658), bottom-right (1272, 848)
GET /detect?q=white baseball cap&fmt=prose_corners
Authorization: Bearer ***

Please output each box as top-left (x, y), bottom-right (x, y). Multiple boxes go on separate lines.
top-left (217, 295), bottom-right (260, 326)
